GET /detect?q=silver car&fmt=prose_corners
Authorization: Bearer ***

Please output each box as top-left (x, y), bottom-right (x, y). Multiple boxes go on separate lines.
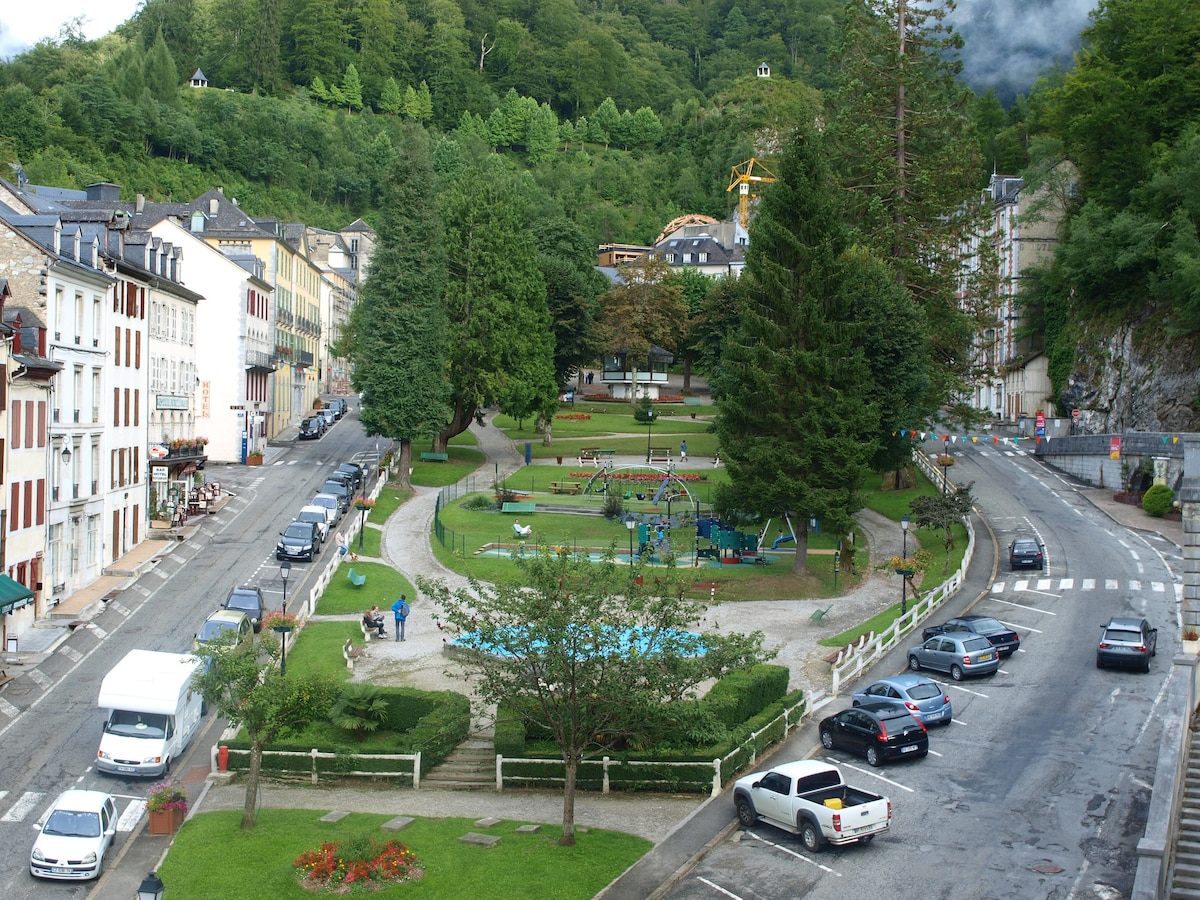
top-left (907, 634), bottom-right (1000, 681)
top-left (853, 674), bottom-right (953, 726)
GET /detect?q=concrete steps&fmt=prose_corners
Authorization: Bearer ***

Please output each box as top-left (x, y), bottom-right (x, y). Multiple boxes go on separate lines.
top-left (423, 736), bottom-right (496, 790)
top-left (1169, 736), bottom-right (1200, 897)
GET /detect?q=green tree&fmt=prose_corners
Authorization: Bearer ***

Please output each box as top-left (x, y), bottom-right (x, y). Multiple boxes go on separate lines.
top-left (191, 634), bottom-right (339, 830)
top-left (286, 0), bottom-right (349, 87)
top-left (419, 551), bottom-right (769, 847)
top-left (379, 76), bottom-right (402, 114)
top-left (714, 127), bottom-right (880, 576)
top-left (340, 63), bottom-right (363, 111)
top-left (144, 28), bottom-right (179, 106)
top-left (251, 0), bottom-right (283, 93)
top-left (345, 124), bottom-right (453, 487)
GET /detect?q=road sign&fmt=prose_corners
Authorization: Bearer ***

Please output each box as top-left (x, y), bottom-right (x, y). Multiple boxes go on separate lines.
top-left (1072, 408), bottom-right (1080, 422)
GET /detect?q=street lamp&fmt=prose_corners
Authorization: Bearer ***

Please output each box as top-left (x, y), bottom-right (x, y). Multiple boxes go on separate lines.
top-left (279, 560), bottom-right (291, 612)
top-left (61, 438), bottom-right (73, 466)
top-left (357, 501), bottom-right (369, 552)
top-left (644, 408), bottom-right (656, 463)
top-left (272, 623), bottom-right (293, 677)
top-left (833, 550), bottom-right (840, 592)
top-left (900, 514), bottom-right (910, 616)
top-left (137, 871), bottom-right (165, 900)
top-left (941, 436), bottom-right (951, 495)
top-left (624, 514), bottom-right (637, 566)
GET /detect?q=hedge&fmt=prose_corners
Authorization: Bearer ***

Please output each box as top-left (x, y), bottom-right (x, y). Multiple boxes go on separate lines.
top-left (705, 665), bottom-right (790, 728)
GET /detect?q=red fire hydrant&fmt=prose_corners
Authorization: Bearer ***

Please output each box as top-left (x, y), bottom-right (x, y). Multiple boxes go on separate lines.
top-left (217, 745), bottom-right (229, 772)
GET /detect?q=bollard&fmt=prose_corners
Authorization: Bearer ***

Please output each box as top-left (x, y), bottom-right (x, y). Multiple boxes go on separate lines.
top-left (217, 745), bottom-right (229, 772)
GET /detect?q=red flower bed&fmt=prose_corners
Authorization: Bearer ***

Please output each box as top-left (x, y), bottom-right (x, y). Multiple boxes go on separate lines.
top-left (295, 837), bottom-right (422, 889)
top-left (554, 413), bottom-right (592, 420)
top-left (569, 471), bottom-right (706, 482)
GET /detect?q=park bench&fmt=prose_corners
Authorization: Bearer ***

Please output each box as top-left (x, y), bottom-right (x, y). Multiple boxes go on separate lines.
top-left (548, 481), bottom-right (582, 495)
top-left (502, 501), bottom-right (536, 514)
top-left (810, 604), bottom-right (834, 623)
top-left (343, 638), bottom-right (367, 671)
top-left (419, 451), bottom-right (449, 463)
top-left (648, 448), bottom-right (673, 465)
top-left (578, 448), bottom-right (616, 466)
top-left (360, 618), bottom-right (380, 641)
top-left (348, 568), bottom-right (366, 587)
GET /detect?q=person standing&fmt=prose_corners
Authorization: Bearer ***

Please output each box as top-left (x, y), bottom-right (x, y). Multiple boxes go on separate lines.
top-left (680, 440), bottom-right (688, 461)
top-left (391, 595), bottom-right (411, 641)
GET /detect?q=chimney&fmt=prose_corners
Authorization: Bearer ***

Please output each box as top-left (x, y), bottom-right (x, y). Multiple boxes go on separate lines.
top-left (85, 182), bottom-right (121, 202)
top-left (136, 193), bottom-right (145, 213)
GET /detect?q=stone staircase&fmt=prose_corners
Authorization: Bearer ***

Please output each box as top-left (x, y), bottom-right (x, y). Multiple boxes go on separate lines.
top-left (422, 732), bottom-right (495, 790)
top-left (1171, 731), bottom-right (1200, 898)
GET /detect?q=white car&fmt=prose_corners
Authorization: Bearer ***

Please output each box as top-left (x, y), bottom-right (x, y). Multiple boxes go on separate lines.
top-left (297, 504), bottom-right (333, 541)
top-left (311, 493), bottom-right (342, 523)
top-left (30, 790), bottom-right (118, 880)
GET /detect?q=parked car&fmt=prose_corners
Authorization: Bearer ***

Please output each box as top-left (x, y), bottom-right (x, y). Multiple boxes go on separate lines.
top-left (222, 586), bottom-right (267, 633)
top-left (334, 463), bottom-right (362, 491)
top-left (277, 521), bottom-right (320, 561)
top-left (30, 790), bottom-right (118, 880)
top-left (327, 398), bottom-right (346, 419)
top-left (1008, 537), bottom-right (1045, 570)
top-left (319, 480), bottom-right (351, 513)
top-left (297, 505), bottom-right (332, 542)
top-left (319, 408), bottom-right (337, 428)
top-left (194, 609), bottom-right (251, 650)
top-left (298, 417), bottom-right (324, 440)
top-left (819, 702), bottom-right (929, 767)
top-left (732, 760), bottom-right (892, 852)
top-left (907, 634), bottom-right (1001, 681)
top-left (311, 493), bottom-right (342, 524)
top-left (1097, 616), bottom-right (1158, 671)
top-left (326, 470), bottom-right (356, 492)
top-left (852, 674), bottom-right (952, 726)
top-left (922, 615), bottom-right (1021, 658)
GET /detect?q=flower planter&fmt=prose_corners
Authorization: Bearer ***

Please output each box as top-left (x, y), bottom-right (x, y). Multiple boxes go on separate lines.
top-left (148, 807), bottom-right (185, 835)
top-left (895, 569), bottom-right (915, 577)
top-left (1184, 639), bottom-right (1200, 656)
top-left (246, 456), bottom-right (263, 467)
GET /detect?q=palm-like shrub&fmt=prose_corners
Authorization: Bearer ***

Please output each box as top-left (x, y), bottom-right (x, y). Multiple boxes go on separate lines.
top-left (330, 684), bottom-right (390, 742)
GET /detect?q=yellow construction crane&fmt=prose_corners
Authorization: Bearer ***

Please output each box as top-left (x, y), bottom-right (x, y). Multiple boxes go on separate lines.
top-left (727, 158), bottom-right (777, 229)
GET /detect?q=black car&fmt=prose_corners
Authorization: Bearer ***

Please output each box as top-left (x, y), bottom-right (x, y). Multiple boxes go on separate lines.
top-left (298, 417), bottom-right (324, 440)
top-left (334, 463), bottom-right (363, 491)
top-left (818, 702), bottom-right (929, 767)
top-left (1008, 537), bottom-right (1045, 570)
top-left (222, 586), bottom-right (267, 633)
top-left (922, 615), bottom-right (1021, 658)
top-left (327, 399), bottom-right (346, 419)
top-left (320, 480), bottom-right (352, 513)
top-left (1097, 616), bottom-right (1158, 672)
top-left (276, 521), bottom-right (320, 561)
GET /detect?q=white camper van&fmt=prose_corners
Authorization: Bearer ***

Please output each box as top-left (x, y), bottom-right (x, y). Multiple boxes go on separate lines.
top-left (96, 650), bottom-right (204, 778)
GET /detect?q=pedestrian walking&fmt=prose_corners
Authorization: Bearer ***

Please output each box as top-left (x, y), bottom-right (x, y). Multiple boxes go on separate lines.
top-left (680, 440), bottom-right (687, 461)
top-left (391, 595), bottom-right (411, 641)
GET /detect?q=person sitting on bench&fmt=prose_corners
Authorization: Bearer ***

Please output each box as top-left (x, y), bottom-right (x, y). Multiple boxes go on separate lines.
top-left (512, 519), bottom-right (533, 537)
top-left (362, 607), bottom-right (386, 639)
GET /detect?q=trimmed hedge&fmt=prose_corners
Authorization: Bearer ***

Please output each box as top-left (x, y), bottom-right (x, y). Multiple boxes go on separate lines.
top-left (1142, 483), bottom-right (1174, 517)
top-left (705, 665), bottom-right (790, 728)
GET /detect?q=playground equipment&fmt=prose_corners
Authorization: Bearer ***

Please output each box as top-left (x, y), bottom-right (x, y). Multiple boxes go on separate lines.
top-left (696, 518), bottom-right (763, 564)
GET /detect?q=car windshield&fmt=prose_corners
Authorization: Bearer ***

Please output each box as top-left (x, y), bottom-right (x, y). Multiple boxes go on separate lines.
top-left (197, 621), bottom-right (239, 642)
top-left (104, 710), bottom-right (168, 739)
top-left (1013, 541), bottom-right (1038, 552)
top-left (881, 713), bottom-right (922, 732)
top-left (972, 618), bottom-right (1005, 633)
top-left (227, 592), bottom-right (260, 612)
top-left (43, 809), bottom-right (101, 838)
top-left (962, 637), bottom-right (992, 652)
top-left (322, 483), bottom-right (348, 495)
top-left (284, 524), bottom-right (311, 539)
top-left (1104, 629), bottom-right (1142, 644)
top-left (906, 683), bottom-right (942, 701)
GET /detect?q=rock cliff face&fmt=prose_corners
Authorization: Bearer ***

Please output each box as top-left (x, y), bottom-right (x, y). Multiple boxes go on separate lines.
top-left (1060, 317), bottom-right (1200, 433)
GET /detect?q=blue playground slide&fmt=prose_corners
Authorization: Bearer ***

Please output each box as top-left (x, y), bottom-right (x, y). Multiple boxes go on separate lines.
top-left (772, 533), bottom-right (796, 550)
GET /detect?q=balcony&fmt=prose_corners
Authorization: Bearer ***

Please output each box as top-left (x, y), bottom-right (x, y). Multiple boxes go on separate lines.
top-left (245, 348), bottom-right (278, 372)
top-left (295, 349), bottom-right (314, 369)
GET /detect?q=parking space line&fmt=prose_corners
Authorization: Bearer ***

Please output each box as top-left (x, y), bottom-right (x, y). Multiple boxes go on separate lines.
top-left (945, 683), bottom-right (990, 699)
top-left (999, 619), bottom-right (1042, 634)
top-left (992, 597), bottom-right (1057, 615)
top-left (825, 758), bottom-right (915, 792)
top-left (697, 876), bottom-right (746, 898)
top-left (743, 830), bottom-right (841, 874)
top-left (1059, 578), bottom-right (1075, 590)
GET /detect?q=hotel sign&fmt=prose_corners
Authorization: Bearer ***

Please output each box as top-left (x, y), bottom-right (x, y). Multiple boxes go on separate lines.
top-left (156, 395), bottom-right (189, 410)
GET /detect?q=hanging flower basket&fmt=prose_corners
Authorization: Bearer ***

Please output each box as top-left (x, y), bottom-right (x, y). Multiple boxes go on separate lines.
top-left (888, 556), bottom-right (920, 576)
top-left (354, 497), bottom-right (376, 511)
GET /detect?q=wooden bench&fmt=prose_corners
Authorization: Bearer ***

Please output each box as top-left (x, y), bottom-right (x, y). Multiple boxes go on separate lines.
top-left (502, 502), bottom-right (536, 514)
top-left (548, 481), bottom-right (582, 495)
top-left (578, 449), bottom-right (616, 466)
top-left (419, 452), bottom-right (449, 463)
top-left (343, 638), bottom-right (367, 671)
top-left (648, 448), bottom-right (673, 465)
top-left (348, 568), bottom-right (366, 586)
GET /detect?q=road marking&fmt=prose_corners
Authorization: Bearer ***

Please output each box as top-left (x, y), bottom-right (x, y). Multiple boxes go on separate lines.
top-left (1034, 578), bottom-right (1052, 591)
top-left (827, 758), bottom-right (915, 792)
top-left (1014, 579), bottom-right (1029, 591)
top-left (945, 683), bottom-right (990, 699)
top-left (1129, 549), bottom-right (1141, 560)
top-left (59, 646), bottom-right (82, 663)
top-left (992, 597), bottom-right (1057, 615)
top-left (2, 790), bottom-right (45, 822)
top-left (1152, 582), bottom-right (1166, 592)
top-left (111, 602), bottom-right (131, 617)
top-left (88, 623), bottom-right (109, 639)
top-left (1106, 579), bottom-right (1119, 590)
top-left (926, 748), bottom-right (944, 757)
top-left (742, 829), bottom-right (841, 873)
top-left (697, 876), bottom-right (746, 898)
top-left (0, 697), bottom-right (18, 717)
top-left (1001, 620), bottom-right (1042, 634)
top-left (1136, 562), bottom-right (1145, 575)
top-left (27, 668), bottom-right (50, 688)
top-left (117, 799), bottom-right (146, 832)
top-left (1083, 579), bottom-right (1096, 590)
top-left (148, 568), bottom-right (167, 579)
top-left (131, 584), bottom-right (151, 596)
top-left (1129, 580), bottom-right (1142, 591)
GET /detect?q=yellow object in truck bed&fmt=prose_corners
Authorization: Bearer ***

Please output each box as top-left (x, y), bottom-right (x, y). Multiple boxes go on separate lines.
top-left (824, 798), bottom-right (843, 810)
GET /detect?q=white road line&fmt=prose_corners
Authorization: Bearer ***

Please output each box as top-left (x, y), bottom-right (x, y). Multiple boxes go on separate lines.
top-left (1106, 579), bottom-right (1119, 590)
top-left (1136, 563), bottom-right (1145, 575)
top-left (999, 620), bottom-right (1041, 634)
top-left (926, 748), bottom-right (943, 757)
top-left (742, 830), bottom-right (841, 873)
top-left (827, 758), bottom-right (915, 792)
top-left (1129, 580), bottom-right (1142, 592)
top-left (88, 623), bottom-right (109, 639)
top-left (148, 568), bottom-right (167, 579)
top-left (111, 602), bottom-right (131, 616)
top-left (59, 646), bottom-right (82, 663)
top-left (1130, 549), bottom-right (1141, 560)
top-left (0, 697), bottom-right (18, 717)
top-left (1036, 579), bottom-right (1052, 591)
top-left (117, 799), bottom-right (146, 832)
top-left (991, 583), bottom-right (1005, 593)
top-left (945, 683), bottom-right (990, 699)
top-left (1059, 578), bottom-right (1074, 590)
top-left (1, 790), bottom-right (45, 822)
top-left (1083, 579), bottom-right (1096, 590)
top-left (27, 668), bottom-right (49, 688)
top-left (1014, 579), bottom-right (1029, 591)
top-left (698, 876), bottom-right (746, 898)
top-left (1152, 582), bottom-right (1166, 592)
top-left (131, 584), bottom-right (151, 596)
top-left (992, 597), bottom-right (1057, 615)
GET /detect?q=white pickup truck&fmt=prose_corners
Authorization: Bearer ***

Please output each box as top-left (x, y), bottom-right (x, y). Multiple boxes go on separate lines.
top-left (732, 759), bottom-right (892, 852)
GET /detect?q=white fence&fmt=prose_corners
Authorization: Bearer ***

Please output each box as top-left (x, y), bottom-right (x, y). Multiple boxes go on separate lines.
top-left (211, 743), bottom-right (420, 787)
top-left (304, 466), bottom-right (389, 618)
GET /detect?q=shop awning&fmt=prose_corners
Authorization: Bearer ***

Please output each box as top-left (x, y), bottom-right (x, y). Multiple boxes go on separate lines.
top-left (0, 575), bottom-right (34, 616)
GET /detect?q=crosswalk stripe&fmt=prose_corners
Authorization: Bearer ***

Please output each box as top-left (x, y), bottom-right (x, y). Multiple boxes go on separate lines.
top-left (1, 790), bottom-right (45, 822)
top-left (27, 669), bottom-right (49, 688)
top-left (59, 646), bottom-right (82, 663)
top-left (1083, 578), bottom-right (1095, 590)
top-left (1059, 578), bottom-right (1074, 589)
top-left (1152, 582), bottom-right (1165, 592)
top-left (1106, 579), bottom-right (1119, 590)
top-left (992, 578), bottom-right (1170, 594)
top-left (117, 799), bottom-right (147, 832)
top-left (1129, 580), bottom-right (1142, 592)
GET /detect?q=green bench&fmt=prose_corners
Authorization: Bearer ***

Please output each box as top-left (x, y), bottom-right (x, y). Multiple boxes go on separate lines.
top-left (502, 502), bottom-right (536, 513)
top-left (419, 452), bottom-right (449, 462)
top-left (578, 448), bottom-right (617, 466)
top-left (810, 604), bottom-right (833, 623)
top-left (348, 568), bottom-right (366, 586)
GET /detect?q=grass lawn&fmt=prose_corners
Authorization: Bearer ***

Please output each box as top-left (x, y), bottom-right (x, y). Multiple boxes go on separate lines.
top-left (286, 620), bottom-right (365, 682)
top-left (496, 402), bottom-right (720, 459)
top-left (410, 448), bottom-right (486, 488)
top-left (368, 487), bottom-right (412, 525)
top-left (348, 524), bottom-right (382, 558)
top-left (317, 562), bottom-right (416, 616)
top-left (159, 809), bottom-right (651, 900)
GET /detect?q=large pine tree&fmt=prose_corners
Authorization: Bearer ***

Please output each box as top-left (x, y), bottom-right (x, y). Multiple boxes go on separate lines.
top-left (713, 127), bottom-right (880, 576)
top-left (346, 124), bottom-right (452, 487)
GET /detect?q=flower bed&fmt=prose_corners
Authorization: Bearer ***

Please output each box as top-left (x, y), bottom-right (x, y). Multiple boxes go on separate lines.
top-left (147, 782), bottom-right (188, 815)
top-left (260, 610), bottom-right (301, 632)
top-left (295, 836), bottom-right (423, 890)
top-left (569, 471), bottom-right (706, 482)
top-left (554, 413), bottom-right (592, 420)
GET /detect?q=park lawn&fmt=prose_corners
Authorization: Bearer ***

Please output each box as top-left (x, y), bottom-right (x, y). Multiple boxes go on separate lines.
top-left (495, 403), bottom-right (719, 460)
top-left (368, 486), bottom-right (412, 525)
top-left (411, 448), bottom-right (485, 488)
top-left (350, 524), bottom-right (382, 558)
top-left (285, 621), bottom-right (363, 682)
top-left (317, 562), bottom-right (415, 615)
top-left (158, 809), bottom-right (651, 900)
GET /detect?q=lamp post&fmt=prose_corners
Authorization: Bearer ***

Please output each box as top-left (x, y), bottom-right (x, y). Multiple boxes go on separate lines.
top-left (900, 514), bottom-right (910, 616)
top-left (833, 550), bottom-right (840, 592)
top-left (357, 501), bottom-right (369, 552)
top-left (279, 560), bottom-right (291, 612)
top-left (137, 871), bottom-right (165, 900)
top-left (272, 623), bottom-right (293, 677)
top-left (644, 408), bottom-right (656, 463)
top-left (941, 436), bottom-right (950, 495)
top-left (624, 514), bottom-right (637, 566)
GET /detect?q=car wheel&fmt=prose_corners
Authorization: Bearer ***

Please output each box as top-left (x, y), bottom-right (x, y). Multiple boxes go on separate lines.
top-left (820, 730), bottom-right (834, 750)
top-left (860, 834), bottom-right (875, 845)
top-left (908, 656), bottom-right (921, 672)
top-left (800, 819), bottom-right (824, 853)
top-left (1143, 658), bottom-right (1152, 674)
top-left (950, 664), bottom-right (964, 681)
top-left (735, 796), bottom-right (757, 827)
top-left (1096, 657), bottom-right (1104, 669)
top-left (865, 746), bottom-right (881, 767)
top-left (163, 757), bottom-right (171, 775)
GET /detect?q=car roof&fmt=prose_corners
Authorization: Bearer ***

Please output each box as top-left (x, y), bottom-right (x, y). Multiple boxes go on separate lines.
top-left (855, 701), bottom-right (908, 717)
top-left (204, 609), bottom-right (249, 626)
top-left (1012, 537), bottom-right (1040, 545)
top-left (49, 789), bottom-right (113, 812)
top-left (313, 493), bottom-right (339, 503)
top-left (228, 585), bottom-right (262, 597)
top-left (867, 673), bottom-right (937, 691)
top-left (1104, 616), bottom-right (1147, 629)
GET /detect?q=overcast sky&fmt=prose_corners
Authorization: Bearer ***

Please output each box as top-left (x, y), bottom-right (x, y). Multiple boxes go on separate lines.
top-left (0, 2), bottom-right (141, 60)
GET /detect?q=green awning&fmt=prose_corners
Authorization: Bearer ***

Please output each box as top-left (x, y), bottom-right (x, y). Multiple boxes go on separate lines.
top-left (0, 575), bottom-right (34, 616)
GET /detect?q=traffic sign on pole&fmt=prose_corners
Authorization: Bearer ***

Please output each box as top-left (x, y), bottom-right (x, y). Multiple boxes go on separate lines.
top-left (1072, 408), bottom-right (1080, 422)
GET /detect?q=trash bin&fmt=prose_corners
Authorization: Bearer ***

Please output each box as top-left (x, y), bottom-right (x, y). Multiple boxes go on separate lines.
top-left (525, 442), bottom-right (532, 464)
